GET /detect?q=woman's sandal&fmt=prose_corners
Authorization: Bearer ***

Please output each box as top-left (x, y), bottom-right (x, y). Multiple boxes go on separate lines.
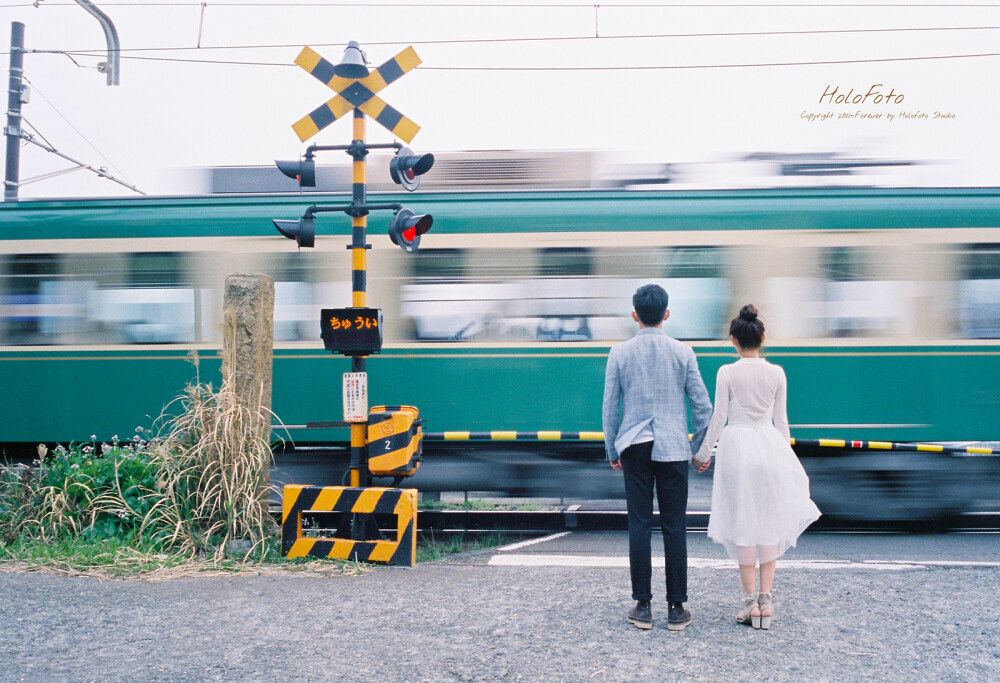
top-left (756, 591), bottom-right (774, 630)
top-left (736, 592), bottom-right (757, 625)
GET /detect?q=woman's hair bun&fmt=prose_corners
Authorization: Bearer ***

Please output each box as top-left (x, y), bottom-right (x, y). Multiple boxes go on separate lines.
top-left (738, 304), bottom-right (759, 322)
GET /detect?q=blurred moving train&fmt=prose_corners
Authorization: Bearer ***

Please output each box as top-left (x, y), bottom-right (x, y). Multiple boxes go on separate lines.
top-left (2, 152), bottom-right (999, 519)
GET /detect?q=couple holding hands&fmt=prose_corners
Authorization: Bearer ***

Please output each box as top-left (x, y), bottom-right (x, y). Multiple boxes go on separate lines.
top-left (602, 284), bottom-right (821, 632)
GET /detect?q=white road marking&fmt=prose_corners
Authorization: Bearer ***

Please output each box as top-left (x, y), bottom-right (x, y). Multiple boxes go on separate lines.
top-left (495, 532), bottom-right (571, 552)
top-left (487, 554), bottom-right (1000, 570)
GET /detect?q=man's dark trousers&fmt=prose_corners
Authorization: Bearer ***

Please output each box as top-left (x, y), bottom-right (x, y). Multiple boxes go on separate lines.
top-left (620, 440), bottom-right (688, 604)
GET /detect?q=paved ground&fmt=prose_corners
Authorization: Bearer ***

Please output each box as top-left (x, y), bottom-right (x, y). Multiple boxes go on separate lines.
top-left (2, 530), bottom-right (997, 682)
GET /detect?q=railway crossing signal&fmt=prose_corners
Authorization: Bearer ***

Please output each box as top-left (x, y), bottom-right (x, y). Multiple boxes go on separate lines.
top-left (275, 157), bottom-right (316, 188)
top-left (272, 217), bottom-right (315, 248)
top-left (389, 147), bottom-right (434, 191)
top-left (387, 208), bottom-right (432, 253)
top-left (291, 41), bottom-right (423, 144)
top-left (274, 40), bottom-right (435, 564)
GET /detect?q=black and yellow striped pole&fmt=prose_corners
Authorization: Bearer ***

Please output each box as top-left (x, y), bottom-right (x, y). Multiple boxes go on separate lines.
top-left (348, 108), bottom-right (368, 490)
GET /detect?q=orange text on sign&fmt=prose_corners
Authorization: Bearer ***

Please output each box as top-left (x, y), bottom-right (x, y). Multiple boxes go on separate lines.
top-left (329, 316), bottom-right (378, 330)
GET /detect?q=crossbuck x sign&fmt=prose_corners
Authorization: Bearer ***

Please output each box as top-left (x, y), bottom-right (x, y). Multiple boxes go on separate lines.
top-left (291, 46), bottom-right (423, 143)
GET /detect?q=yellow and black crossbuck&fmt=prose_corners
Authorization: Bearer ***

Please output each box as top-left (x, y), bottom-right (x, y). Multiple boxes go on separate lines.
top-left (281, 485), bottom-right (417, 566)
top-left (292, 46), bottom-right (423, 143)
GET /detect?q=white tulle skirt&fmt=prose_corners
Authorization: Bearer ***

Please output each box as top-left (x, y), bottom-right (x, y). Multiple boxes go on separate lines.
top-left (707, 424), bottom-right (821, 565)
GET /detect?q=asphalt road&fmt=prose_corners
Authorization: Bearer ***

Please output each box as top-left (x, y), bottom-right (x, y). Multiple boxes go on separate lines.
top-left (2, 531), bottom-right (997, 682)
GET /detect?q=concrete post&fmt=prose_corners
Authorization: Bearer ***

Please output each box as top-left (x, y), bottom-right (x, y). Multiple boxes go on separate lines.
top-left (222, 272), bottom-right (274, 424)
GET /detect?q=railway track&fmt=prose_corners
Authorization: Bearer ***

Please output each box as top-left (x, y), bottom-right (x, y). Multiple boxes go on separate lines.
top-left (271, 443), bottom-right (1000, 533)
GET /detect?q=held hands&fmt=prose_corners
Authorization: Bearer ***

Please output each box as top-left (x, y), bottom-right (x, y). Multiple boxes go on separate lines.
top-left (691, 455), bottom-right (711, 473)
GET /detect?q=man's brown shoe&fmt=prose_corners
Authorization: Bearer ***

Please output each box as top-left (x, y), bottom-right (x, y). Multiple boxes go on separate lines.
top-left (667, 603), bottom-right (692, 631)
top-left (626, 601), bottom-right (652, 630)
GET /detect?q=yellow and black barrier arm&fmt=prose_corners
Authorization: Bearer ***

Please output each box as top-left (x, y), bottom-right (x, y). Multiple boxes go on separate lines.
top-left (421, 431), bottom-right (997, 455)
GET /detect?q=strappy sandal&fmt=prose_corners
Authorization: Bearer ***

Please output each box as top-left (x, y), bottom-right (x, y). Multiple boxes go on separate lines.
top-left (736, 592), bottom-right (757, 626)
top-left (755, 591), bottom-right (774, 630)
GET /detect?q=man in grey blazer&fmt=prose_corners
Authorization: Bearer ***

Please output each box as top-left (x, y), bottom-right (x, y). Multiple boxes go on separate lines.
top-left (603, 284), bottom-right (713, 631)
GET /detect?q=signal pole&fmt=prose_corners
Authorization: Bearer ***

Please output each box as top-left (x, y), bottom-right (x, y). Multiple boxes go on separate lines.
top-left (4, 21), bottom-right (24, 202)
top-left (349, 108), bottom-right (368, 489)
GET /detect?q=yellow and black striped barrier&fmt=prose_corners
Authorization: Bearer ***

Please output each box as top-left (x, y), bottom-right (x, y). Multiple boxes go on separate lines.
top-left (423, 431), bottom-right (996, 455)
top-left (425, 431), bottom-right (605, 442)
top-left (788, 438), bottom-right (996, 455)
top-left (281, 485), bottom-right (417, 566)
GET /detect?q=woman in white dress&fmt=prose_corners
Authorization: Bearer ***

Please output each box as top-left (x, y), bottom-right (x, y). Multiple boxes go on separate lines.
top-left (692, 305), bottom-right (821, 630)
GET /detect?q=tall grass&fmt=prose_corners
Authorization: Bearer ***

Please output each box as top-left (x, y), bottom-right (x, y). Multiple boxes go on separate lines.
top-left (1, 323), bottom-right (279, 566)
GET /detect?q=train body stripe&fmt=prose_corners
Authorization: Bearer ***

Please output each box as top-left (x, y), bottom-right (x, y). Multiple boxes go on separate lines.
top-left (537, 431), bottom-right (561, 440)
top-left (869, 441), bottom-right (893, 449)
top-left (578, 431), bottom-right (605, 440)
top-left (491, 431), bottom-right (517, 440)
top-left (916, 444), bottom-right (944, 452)
top-left (444, 431), bottom-right (470, 440)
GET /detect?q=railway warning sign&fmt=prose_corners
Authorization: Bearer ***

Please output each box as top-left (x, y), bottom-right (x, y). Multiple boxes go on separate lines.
top-left (321, 307), bottom-right (383, 355)
top-left (343, 372), bottom-right (368, 423)
top-left (291, 44), bottom-right (423, 143)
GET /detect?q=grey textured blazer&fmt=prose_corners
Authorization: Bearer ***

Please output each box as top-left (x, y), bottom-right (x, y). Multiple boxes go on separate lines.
top-left (602, 327), bottom-right (713, 463)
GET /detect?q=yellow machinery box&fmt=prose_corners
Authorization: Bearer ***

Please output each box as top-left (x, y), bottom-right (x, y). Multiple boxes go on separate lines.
top-left (367, 405), bottom-right (423, 476)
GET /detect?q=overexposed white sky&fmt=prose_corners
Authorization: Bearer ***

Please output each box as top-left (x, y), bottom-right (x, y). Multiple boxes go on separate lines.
top-left (1, 0), bottom-right (997, 198)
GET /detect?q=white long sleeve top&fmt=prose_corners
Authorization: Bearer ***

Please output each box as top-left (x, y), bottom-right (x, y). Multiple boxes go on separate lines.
top-left (693, 357), bottom-right (791, 463)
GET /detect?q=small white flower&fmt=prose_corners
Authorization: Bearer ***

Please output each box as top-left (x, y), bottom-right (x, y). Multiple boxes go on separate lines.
top-left (101, 443), bottom-right (111, 454)
top-left (55, 445), bottom-right (66, 454)
top-left (116, 509), bottom-right (129, 519)
top-left (82, 446), bottom-right (93, 454)
top-left (71, 463), bottom-right (80, 469)
top-left (90, 435), bottom-right (96, 441)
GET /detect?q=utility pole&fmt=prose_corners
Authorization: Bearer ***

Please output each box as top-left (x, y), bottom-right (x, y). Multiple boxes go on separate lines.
top-left (4, 21), bottom-right (24, 202)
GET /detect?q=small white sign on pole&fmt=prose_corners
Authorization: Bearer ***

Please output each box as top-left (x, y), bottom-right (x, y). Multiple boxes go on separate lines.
top-left (343, 372), bottom-right (368, 422)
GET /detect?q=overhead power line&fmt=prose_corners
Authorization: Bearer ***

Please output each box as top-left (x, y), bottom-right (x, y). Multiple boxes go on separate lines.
top-left (22, 76), bottom-right (137, 186)
top-left (34, 50), bottom-right (1000, 70)
top-left (3, 2), bottom-right (998, 7)
top-left (11, 25), bottom-right (999, 55)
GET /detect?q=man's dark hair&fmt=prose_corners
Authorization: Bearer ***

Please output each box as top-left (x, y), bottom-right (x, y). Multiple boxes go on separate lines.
top-left (632, 284), bottom-right (669, 326)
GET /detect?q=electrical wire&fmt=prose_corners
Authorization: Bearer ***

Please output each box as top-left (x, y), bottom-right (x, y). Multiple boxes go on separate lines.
top-left (3, 2), bottom-right (998, 7)
top-left (11, 25), bottom-right (998, 55)
top-left (38, 50), bottom-right (1000, 70)
top-left (21, 76), bottom-right (137, 186)
top-left (22, 117), bottom-right (56, 148)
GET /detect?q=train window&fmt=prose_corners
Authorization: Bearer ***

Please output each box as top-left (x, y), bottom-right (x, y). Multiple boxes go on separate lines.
top-left (265, 254), bottom-right (320, 342)
top-left (399, 245), bottom-right (730, 343)
top-left (93, 252), bottom-right (197, 344)
top-left (538, 248), bottom-right (593, 277)
top-left (410, 249), bottom-right (468, 281)
top-left (0, 253), bottom-right (60, 345)
top-left (820, 246), bottom-right (913, 338)
top-left (958, 244), bottom-right (1000, 339)
top-left (589, 246), bottom-right (731, 341)
top-left (401, 249), bottom-right (484, 341)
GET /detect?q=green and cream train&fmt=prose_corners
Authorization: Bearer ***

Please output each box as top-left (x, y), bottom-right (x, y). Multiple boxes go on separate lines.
top-left (1, 187), bottom-right (998, 461)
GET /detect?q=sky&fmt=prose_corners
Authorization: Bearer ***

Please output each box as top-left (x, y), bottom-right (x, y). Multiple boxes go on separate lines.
top-left (0, 0), bottom-right (997, 198)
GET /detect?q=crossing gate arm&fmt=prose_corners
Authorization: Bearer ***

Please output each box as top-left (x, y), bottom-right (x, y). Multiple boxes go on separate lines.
top-left (421, 431), bottom-right (997, 455)
top-left (281, 485), bottom-right (417, 566)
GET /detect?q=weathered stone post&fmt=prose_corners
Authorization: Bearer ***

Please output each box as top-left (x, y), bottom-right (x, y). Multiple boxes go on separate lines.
top-left (222, 273), bottom-right (275, 488)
